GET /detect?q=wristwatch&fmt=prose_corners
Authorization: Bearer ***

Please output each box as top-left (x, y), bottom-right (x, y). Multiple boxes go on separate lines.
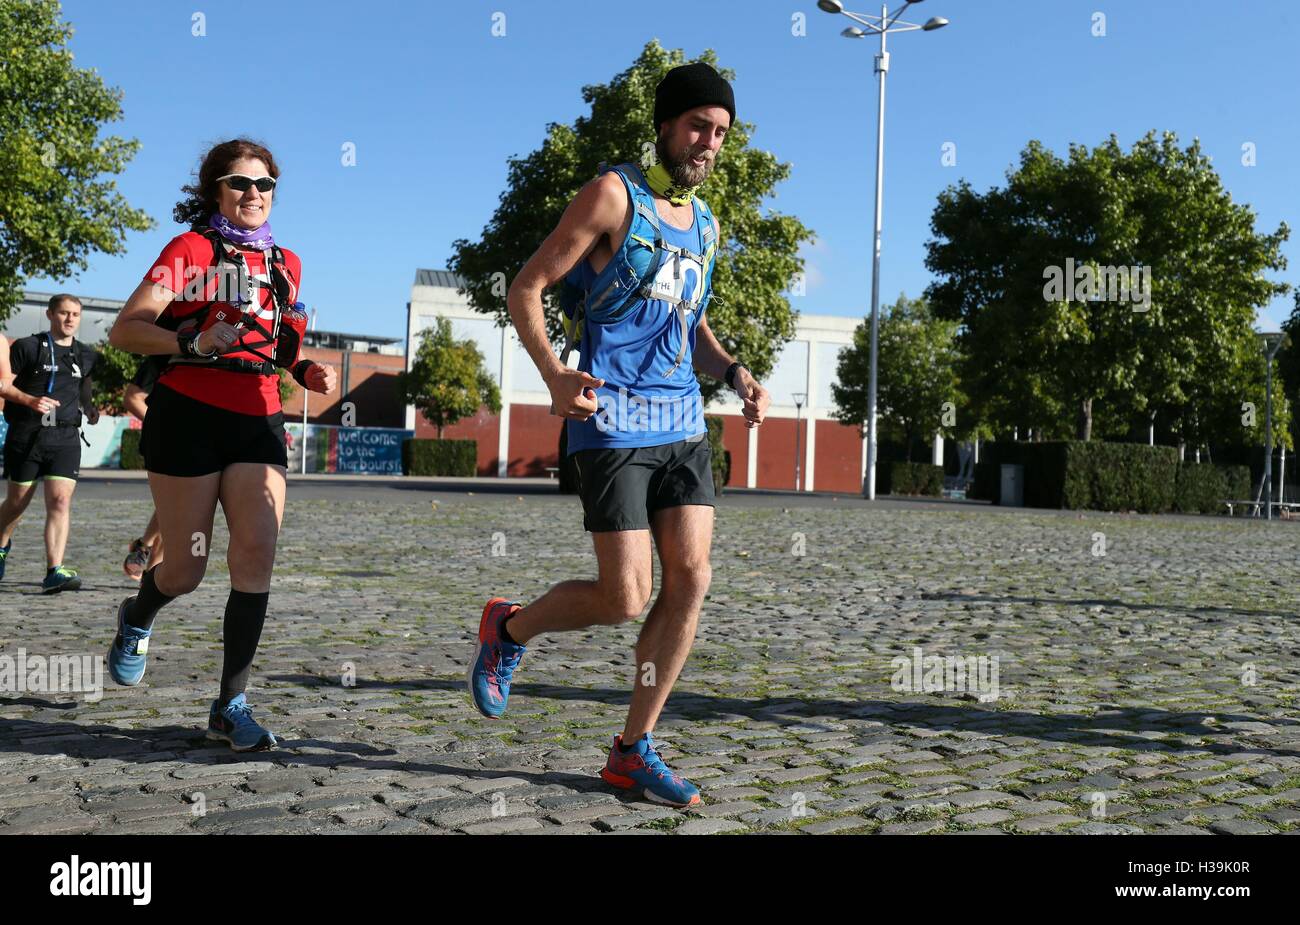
top-left (725, 362), bottom-right (749, 390)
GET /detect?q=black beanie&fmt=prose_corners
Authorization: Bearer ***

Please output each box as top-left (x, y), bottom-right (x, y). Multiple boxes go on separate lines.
top-left (654, 62), bottom-right (736, 134)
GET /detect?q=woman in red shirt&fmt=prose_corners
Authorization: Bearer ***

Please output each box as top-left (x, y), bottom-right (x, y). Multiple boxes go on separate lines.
top-left (106, 138), bottom-right (337, 751)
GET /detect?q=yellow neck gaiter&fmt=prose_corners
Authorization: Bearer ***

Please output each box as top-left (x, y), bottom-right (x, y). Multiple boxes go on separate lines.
top-left (645, 162), bottom-right (697, 206)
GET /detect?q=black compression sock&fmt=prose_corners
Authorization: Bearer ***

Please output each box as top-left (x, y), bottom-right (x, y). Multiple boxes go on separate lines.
top-left (499, 615), bottom-right (519, 646)
top-left (125, 566), bottom-right (174, 631)
top-left (218, 589), bottom-right (269, 706)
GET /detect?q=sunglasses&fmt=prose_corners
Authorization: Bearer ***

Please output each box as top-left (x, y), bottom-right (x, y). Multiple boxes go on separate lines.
top-left (217, 174), bottom-right (277, 193)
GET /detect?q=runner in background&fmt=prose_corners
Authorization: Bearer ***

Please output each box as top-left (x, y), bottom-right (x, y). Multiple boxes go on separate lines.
top-left (121, 356), bottom-right (165, 579)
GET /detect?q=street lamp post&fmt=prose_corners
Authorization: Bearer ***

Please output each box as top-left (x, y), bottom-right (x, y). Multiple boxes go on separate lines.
top-left (1260, 332), bottom-right (1286, 520)
top-left (793, 392), bottom-right (807, 491)
top-left (817, 0), bottom-right (948, 500)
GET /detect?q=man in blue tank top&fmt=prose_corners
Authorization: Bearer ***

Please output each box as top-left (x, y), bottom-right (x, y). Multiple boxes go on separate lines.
top-left (468, 63), bottom-right (771, 808)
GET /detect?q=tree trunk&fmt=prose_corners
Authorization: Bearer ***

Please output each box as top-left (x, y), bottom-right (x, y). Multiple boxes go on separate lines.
top-left (1076, 398), bottom-right (1093, 441)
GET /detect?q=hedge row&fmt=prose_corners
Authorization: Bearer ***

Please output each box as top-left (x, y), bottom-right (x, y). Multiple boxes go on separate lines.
top-left (879, 462), bottom-right (943, 496)
top-left (402, 438), bottom-right (477, 476)
top-left (704, 415), bottom-right (731, 495)
top-left (1174, 463), bottom-right (1251, 514)
top-left (120, 429), bottom-right (144, 470)
top-left (966, 441), bottom-right (1248, 514)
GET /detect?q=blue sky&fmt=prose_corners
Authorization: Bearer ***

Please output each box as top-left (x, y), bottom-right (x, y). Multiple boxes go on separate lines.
top-left (27, 0), bottom-right (1300, 340)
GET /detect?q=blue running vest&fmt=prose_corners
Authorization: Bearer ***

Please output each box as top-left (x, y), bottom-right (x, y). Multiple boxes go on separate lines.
top-left (566, 164), bottom-right (716, 453)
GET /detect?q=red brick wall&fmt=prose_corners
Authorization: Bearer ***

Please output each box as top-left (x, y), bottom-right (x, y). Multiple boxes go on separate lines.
top-left (756, 417), bottom-right (806, 490)
top-left (507, 403), bottom-right (561, 476)
top-left (815, 419), bottom-right (864, 494)
top-left (718, 414), bottom-right (750, 488)
top-left (282, 347), bottom-right (406, 428)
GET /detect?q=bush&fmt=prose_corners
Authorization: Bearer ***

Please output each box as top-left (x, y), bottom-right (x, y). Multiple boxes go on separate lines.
top-left (1174, 464), bottom-right (1224, 514)
top-left (1174, 463), bottom-right (1250, 515)
top-left (1221, 465), bottom-right (1251, 504)
top-left (704, 415), bottom-right (730, 494)
top-left (878, 462), bottom-right (942, 496)
top-left (968, 442), bottom-right (1243, 513)
top-left (1001, 441), bottom-right (1176, 512)
top-left (120, 429), bottom-right (144, 470)
top-left (402, 438), bottom-right (477, 476)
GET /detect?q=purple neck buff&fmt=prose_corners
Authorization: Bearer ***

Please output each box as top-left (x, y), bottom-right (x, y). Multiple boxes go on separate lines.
top-left (209, 212), bottom-right (275, 250)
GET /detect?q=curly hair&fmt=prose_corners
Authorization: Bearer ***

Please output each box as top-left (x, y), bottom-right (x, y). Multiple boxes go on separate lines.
top-left (173, 138), bottom-right (280, 228)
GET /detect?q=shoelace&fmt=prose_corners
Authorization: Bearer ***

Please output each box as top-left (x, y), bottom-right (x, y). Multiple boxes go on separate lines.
top-left (639, 741), bottom-right (679, 783)
top-left (224, 701), bottom-right (257, 727)
top-left (494, 647), bottom-right (523, 682)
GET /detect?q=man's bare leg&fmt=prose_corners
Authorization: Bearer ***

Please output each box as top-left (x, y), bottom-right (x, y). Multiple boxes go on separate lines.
top-left (42, 477), bottom-right (76, 568)
top-left (505, 530), bottom-right (653, 642)
top-left (503, 504), bottom-right (713, 741)
top-left (0, 480), bottom-right (38, 548)
top-left (621, 504), bottom-right (714, 742)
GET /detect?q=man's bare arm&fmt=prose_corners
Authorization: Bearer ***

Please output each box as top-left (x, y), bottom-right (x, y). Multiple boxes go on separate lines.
top-left (507, 171), bottom-right (626, 418)
top-left (693, 218), bottom-right (770, 429)
top-left (692, 314), bottom-right (734, 381)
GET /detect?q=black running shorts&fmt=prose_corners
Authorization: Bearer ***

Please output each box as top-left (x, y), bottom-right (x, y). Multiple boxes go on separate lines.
top-left (2, 429), bottom-right (81, 484)
top-left (573, 436), bottom-right (715, 532)
top-left (141, 382), bottom-right (288, 477)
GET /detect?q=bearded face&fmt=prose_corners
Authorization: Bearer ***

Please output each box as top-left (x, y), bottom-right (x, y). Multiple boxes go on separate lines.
top-left (656, 124), bottom-right (717, 188)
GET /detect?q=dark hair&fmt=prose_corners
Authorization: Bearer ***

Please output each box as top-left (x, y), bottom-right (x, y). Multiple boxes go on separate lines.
top-left (47, 294), bottom-right (82, 312)
top-left (173, 138), bottom-right (280, 228)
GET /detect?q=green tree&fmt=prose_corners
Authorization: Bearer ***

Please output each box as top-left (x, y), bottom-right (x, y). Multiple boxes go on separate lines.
top-left (832, 294), bottom-right (961, 460)
top-left (0, 0), bottom-right (154, 322)
top-left (398, 317), bottom-right (501, 438)
top-left (89, 341), bottom-right (139, 416)
top-left (448, 40), bottom-right (813, 404)
top-left (276, 366), bottom-right (294, 405)
top-left (926, 132), bottom-right (1288, 443)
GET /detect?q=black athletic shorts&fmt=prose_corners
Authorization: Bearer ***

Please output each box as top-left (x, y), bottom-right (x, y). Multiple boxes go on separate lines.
top-left (573, 435), bottom-right (715, 532)
top-left (2, 429), bottom-right (81, 484)
top-left (141, 383), bottom-right (288, 477)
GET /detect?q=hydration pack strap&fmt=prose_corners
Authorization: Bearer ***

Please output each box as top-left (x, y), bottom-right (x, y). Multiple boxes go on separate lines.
top-left (166, 355), bottom-right (275, 375)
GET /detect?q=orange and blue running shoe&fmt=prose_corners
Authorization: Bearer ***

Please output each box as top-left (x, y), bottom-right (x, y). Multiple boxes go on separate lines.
top-left (600, 733), bottom-right (701, 807)
top-left (468, 597), bottom-right (525, 719)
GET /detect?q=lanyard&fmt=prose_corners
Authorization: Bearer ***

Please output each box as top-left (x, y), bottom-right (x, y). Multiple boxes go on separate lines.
top-left (44, 333), bottom-right (57, 394)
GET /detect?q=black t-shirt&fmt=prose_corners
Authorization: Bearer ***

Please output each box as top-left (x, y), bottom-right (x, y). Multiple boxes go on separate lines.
top-left (4, 334), bottom-right (98, 434)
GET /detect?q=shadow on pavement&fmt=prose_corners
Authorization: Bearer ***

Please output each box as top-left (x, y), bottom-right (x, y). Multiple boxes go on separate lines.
top-left (261, 673), bottom-right (1300, 761)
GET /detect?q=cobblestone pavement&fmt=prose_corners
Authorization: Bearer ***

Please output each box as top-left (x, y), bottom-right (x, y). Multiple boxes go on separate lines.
top-left (2, 481), bottom-right (1299, 834)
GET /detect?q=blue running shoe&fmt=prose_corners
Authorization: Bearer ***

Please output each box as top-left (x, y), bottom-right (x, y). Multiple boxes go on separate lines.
top-left (601, 733), bottom-right (701, 807)
top-left (468, 597), bottom-right (525, 719)
top-left (41, 565), bottom-right (81, 593)
top-left (0, 540), bottom-right (11, 581)
top-left (108, 597), bottom-right (151, 686)
top-left (207, 693), bottom-right (278, 752)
